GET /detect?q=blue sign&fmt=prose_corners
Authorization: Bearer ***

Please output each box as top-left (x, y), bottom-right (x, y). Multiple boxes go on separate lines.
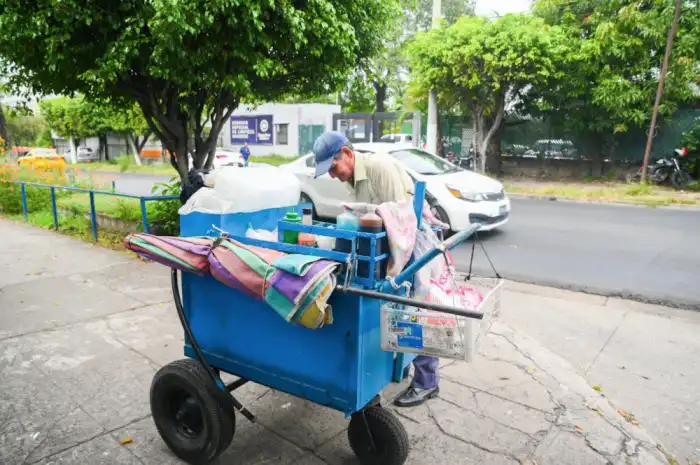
top-left (230, 115), bottom-right (274, 145)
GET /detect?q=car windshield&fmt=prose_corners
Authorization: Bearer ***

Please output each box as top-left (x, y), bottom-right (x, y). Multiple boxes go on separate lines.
top-left (388, 148), bottom-right (460, 175)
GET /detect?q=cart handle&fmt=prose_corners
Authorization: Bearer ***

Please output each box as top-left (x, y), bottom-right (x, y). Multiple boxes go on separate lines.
top-left (335, 285), bottom-right (484, 320)
top-left (380, 223), bottom-right (481, 293)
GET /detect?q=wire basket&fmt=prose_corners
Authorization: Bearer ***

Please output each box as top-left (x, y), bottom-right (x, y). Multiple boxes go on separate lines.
top-left (380, 276), bottom-right (503, 362)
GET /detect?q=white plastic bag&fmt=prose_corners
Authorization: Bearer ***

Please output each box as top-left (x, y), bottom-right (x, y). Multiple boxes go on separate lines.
top-left (245, 226), bottom-right (278, 242)
top-left (213, 166), bottom-right (301, 213)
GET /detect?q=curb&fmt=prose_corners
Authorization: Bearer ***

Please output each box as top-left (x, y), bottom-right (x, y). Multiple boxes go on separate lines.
top-left (507, 192), bottom-right (700, 211)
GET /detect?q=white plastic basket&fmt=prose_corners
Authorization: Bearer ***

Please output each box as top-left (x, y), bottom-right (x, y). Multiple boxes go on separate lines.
top-left (380, 277), bottom-right (503, 362)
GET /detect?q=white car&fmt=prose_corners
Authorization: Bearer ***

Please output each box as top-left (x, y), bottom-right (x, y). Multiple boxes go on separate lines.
top-left (379, 133), bottom-right (414, 144)
top-left (281, 143), bottom-right (510, 232)
top-left (212, 149), bottom-right (246, 169)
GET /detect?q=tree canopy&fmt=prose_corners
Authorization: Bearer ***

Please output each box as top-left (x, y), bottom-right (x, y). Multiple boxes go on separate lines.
top-left (407, 14), bottom-right (570, 171)
top-left (0, 0), bottom-right (399, 182)
top-left (528, 0), bottom-right (700, 169)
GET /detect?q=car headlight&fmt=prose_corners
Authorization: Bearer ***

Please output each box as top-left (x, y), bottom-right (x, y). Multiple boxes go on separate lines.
top-left (447, 185), bottom-right (486, 202)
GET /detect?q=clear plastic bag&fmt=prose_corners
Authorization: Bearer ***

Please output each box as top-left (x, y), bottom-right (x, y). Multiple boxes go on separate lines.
top-left (413, 223), bottom-right (444, 299)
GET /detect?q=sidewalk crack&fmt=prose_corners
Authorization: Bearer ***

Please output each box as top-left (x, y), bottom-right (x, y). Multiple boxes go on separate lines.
top-left (585, 312), bottom-right (627, 375)
top-left (427, 406), bottom-right (521, 462)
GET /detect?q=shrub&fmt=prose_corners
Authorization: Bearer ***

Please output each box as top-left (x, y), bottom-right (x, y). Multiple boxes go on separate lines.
top-left (148, 176), bottom-right (181, 235)
top-left (117, 156), bottom-right (131, 173)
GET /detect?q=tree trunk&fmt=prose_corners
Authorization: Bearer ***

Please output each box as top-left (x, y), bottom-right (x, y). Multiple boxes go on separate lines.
top-left (436, 116), bottom-right (444, 158)
top-left (136, 131), bottom-right (151, 153)
top-left (472, 113), bottom-right (484, 172)
top-left (374, 81), bottom-right (387, 139)
top-left (590, 132), bottom-right (604, 177)
top-left (0, 105), bottom-right (10, 147)
top-left (127, 135), bottom-right (143, 166)
top-left (68, 136), bottom-right (78, 164)
top-left (478, 95), bottom-right (506, 174)
top-left (486, 125), bottom-right (504, 176)
top-left (98, 133), bottom-right (110, 161)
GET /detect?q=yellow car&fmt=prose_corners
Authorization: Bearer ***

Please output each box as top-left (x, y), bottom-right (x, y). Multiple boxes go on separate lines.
top-left (18, 148), bottom-right (66, 173)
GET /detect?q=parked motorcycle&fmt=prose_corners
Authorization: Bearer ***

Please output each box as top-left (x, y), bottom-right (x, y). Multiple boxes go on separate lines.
top-left (445, 147), bottom-right (474, 170)
top-left (626, 147), bottom-right (693, 189)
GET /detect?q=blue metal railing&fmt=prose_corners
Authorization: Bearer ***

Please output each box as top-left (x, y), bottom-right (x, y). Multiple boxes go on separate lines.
top-left (14, 181), bottom-right (179, 241)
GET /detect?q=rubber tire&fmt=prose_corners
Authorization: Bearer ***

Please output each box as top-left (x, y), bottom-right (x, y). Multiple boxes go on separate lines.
top-left (670, 171), bottom-right (691, 190)
top-left (432, 205), bottom-right (453, 238)
top-left (348, 406), bottom-right (409, 465)
top-left (150, 359), bottom-right (234, 465)
top-left (625, 171), bottom-right (641, 184)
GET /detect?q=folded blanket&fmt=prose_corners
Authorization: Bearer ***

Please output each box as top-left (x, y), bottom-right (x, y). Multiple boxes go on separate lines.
top-left (125, 233), bottom-right (339, 329)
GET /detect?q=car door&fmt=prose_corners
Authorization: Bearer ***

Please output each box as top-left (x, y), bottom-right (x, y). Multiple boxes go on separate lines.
top-left (298, 155), bottom-right (350, 218)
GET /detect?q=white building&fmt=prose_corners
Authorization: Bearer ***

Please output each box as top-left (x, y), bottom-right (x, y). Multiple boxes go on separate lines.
top-left (221, 103), bottom-right (341, 158)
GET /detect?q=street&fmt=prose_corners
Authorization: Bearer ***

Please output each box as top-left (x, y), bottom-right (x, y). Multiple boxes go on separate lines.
top-left (103, 171), bottom-right (700, 309)
top-left (457, 198), bottom-right (700, 309)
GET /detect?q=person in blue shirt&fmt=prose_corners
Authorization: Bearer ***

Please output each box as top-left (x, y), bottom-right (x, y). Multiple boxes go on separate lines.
top-left (240, 142), bottom-right (251, 167)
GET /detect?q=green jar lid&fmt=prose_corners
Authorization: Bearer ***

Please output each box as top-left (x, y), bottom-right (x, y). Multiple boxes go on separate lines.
top-left (284, 211), bottom-right (302, 222)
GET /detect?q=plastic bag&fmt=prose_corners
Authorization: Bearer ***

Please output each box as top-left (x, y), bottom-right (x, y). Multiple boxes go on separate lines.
top-left (414, 223), bottom-right (443, 299)
top-left (245, 226), bottom-right (278, 242)
top-left (413, 223), bottom-right (484, 310)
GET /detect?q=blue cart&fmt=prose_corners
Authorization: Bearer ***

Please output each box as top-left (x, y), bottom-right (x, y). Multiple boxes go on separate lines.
top-left (149, 183), bottom-right (485, 465)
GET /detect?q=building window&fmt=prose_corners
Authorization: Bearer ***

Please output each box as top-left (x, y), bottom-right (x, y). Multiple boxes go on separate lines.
top-left (276, 124), bottom-right (289, 145)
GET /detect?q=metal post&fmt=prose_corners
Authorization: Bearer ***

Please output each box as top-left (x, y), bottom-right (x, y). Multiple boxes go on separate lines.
top-left (426, 0), bottom-right (442, 154)
top-left (414, 181), bottom-right (426, 229)
top-left (50, 187), bottom-right (58, 230)
top-left (89, 192), bottom-right (98, 241)
top-left (111, 180), bottom-right (116, 192)
top-left (20, 183), bottom-right (28, 220)
top-left (140, 198), bottom-right (149, 233)
top-left (641, 0), bottom-right (683, 182)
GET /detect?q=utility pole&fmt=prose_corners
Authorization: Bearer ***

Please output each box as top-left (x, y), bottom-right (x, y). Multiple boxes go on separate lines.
top-left (641, 0), bottom-right (683, 182)
top-left (426, 0), bottom-right (441, 155)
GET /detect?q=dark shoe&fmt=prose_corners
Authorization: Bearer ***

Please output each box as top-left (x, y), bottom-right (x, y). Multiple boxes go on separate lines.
top-left (393, 386), bottom-right (439, 408)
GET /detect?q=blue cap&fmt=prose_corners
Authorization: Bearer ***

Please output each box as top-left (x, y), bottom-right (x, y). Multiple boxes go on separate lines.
top-left (313, 131), bottom-right (349, 178)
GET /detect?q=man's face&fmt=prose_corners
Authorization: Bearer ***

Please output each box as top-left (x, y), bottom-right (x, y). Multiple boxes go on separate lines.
top-left (328, 146), bottom-right (355, 183)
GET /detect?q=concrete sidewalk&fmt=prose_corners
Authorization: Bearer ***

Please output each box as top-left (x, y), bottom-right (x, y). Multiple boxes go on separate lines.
top-left (0, 219), bottom-right (673, 465)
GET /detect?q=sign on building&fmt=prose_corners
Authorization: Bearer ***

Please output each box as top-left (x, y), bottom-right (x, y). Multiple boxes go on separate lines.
top-left (230, 115), bottom-right (274, 145)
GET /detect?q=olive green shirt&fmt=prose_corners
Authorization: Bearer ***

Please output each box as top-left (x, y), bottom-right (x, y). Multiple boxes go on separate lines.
top-left (349, 153), bottom-right (415, 204)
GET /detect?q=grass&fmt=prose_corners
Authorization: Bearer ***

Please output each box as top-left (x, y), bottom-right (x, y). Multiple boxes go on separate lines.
top-left (504, 179), bottom-right (700, 207)
top-left (57, 193), bottom-right (144, 222)
top-left (73, 153), bottom-right (299, 175)
top-left (250, 154), bottom-right (299, 166)
top-left (11, 210), bottom-right (130, 250)
top-left (73, 161), bottom-right (174, 175)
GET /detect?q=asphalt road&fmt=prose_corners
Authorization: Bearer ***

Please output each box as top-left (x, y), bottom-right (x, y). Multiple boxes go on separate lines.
top-left (100, 171), bottom-right (700, 309)
top-left (455, 199), bottom-right (700, 309)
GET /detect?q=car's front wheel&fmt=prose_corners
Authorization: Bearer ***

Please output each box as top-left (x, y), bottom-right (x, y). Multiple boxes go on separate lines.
top-left (431, 204), bottom-right (452, 233)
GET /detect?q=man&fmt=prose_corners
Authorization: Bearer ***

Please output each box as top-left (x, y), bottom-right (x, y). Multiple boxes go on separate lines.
top-left (313, 130), bottom-right (440, 407)
top-left (240, 142), bottom-right (250, 167)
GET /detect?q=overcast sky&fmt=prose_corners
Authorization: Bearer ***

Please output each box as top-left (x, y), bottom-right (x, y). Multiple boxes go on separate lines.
top-left (474, 0), bottom-right (532, 18)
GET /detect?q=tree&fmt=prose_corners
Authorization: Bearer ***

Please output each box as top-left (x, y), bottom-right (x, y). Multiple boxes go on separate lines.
top-left (4, 108), bottom-right (49, 147)
top-left (84, 100), bottom-right (150, 165)
top-left (407, 14), bottom-right (570, 172)
top-left (39, 97), bottom-right (96, 163)
top-left (530, 0), bottom-right (700, 174)
top-left (0, 1), bottom-right (399, 185)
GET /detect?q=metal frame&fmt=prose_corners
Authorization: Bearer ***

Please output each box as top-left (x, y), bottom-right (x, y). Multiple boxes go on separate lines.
top-left (13, 181), bottom-right (179, 240)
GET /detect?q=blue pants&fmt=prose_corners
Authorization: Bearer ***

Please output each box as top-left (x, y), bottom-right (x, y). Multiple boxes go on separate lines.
top-left (411, 355), bottom-right (439, 389)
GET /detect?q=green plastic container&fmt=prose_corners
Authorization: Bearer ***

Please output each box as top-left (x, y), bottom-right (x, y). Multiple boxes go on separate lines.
top-left (282, 210), bottom-right (302, 244)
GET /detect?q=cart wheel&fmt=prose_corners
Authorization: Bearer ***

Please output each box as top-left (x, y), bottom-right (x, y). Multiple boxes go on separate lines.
top-left (150, 359), bottom-right (234, 465)
top-left (348, 406), bottom-right (409, 465)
